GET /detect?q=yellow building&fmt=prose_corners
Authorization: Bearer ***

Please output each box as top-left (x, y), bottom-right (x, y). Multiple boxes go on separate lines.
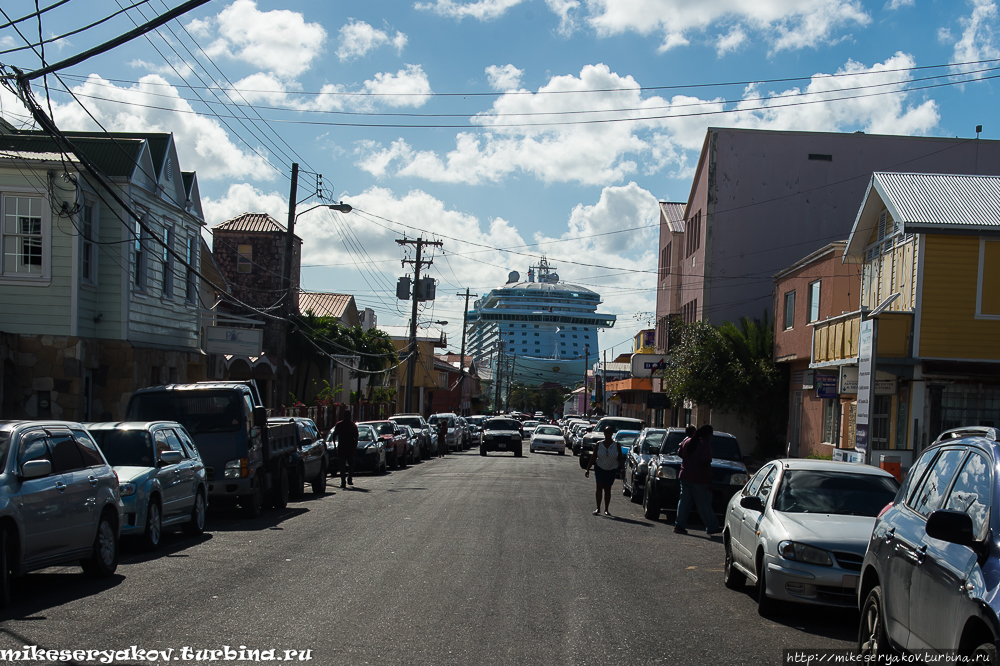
top-left (377, 325), bottom-right (448, 417)
top-left (811, 172), bottom-right (1000, 469)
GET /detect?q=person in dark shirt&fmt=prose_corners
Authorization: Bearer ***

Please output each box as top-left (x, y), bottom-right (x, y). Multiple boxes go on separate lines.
top-left (332, 410), bottom-right (359, 488)
top-left (674, 424), bottom-right (720, 535)
top-left (437, 422), bottom-right (447, 458)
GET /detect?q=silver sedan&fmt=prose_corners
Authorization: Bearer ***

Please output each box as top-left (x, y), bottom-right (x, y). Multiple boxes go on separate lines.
top-left (722, 459), bottom-right (899, 616)
top-left (530, 425), bottom-right (565, 455)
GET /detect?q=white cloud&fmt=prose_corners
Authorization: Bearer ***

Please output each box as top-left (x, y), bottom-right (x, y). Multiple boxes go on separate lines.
top-left (485, 64), bottom-right (524, 90)
top-left (52, 74), bottom-right (277, 181)
top-left (884, 0), bottom-right (914, 9)
top-left (362, 65), bottom-right (433, 107)
top-left (546, 0), bottom-right (581, 34)
top-left (227, 72), bottom-right (348, 112)
top-left (716, 26), bottom-right (747, 56)
top-left (203, 183), bottom-right (288, 228)
top-left (192, 0), bottom-right (326, 79)
top-left (949, 0), bottom-right (1000, 77)
top-left (556, 182), bottom-right (659, 255)
top-left (336, 20), bottom-right (408, 61)
top-left (414, 0), bottom-right (528, 21)
top-left (356, 55), bottom-right (940, 186)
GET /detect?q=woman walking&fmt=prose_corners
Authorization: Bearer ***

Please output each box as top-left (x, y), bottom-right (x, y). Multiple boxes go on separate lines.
top-left (584, 426), bottom-right (625, 516)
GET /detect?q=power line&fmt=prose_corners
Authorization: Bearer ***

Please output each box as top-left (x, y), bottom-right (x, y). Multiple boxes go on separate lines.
top-left (0, 0), bottom-right (155, 56)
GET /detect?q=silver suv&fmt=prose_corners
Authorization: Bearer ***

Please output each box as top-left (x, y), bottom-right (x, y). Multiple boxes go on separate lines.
top-left (0, 421), bottom-right (124, 606)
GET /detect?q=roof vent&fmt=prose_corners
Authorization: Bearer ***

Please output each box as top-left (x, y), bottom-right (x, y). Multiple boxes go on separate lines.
top-left (507, 271), bottom-right (520, 284)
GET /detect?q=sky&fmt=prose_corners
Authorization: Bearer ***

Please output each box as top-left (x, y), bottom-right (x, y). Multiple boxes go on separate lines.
top-left (1, 0), bottom-right (998, 359)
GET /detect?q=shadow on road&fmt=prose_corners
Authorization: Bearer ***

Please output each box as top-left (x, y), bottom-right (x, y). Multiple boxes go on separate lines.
top-left (120, 532), bottom-right (213, 564)
top-left (204, 506), bottom-right (309, 531)
top-left (743, 591), bottom-right (859, 641)
top-left (606, 515), bottom-right (653, 527)
top-left (0, 572), bottom-right (126, 622)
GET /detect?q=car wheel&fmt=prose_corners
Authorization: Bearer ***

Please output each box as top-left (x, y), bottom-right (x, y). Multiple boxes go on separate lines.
top-left (756, 555), bottom-right (776, 617)
top-left (289, 465), bottom-right (305, 500)
top-left (858, 586), bottom-right (886, 657)
top-left (141, 500), bottom-right (162, 551)
top-left (972, 643), bottom-right (997, 662)
top-left (723, 536), bottom-right (746, 590)
top-left (271, 466), bottom-right (289, 510)
top-left (379, 459), bottom-right (387, 475)
top-left (241, 473), bottom-right (264, 518)
top-left (0, 528), bottom-right (13, 608)
top-left (514, 445), bottom-right (522, 458)
top-left (480, 446), bottom-right (487, 457)
top-left (312, 461), bottom-right (327, 495)
top-left (622, 474), bottom-right (631, 497)
top-left (558, 449), bottom-right (564, 456)
top-left (183, 490), bottom-right (206, 536)
top-left (81, 511), bottom-right (119, 578)
top-left (643, 484), bottom-right (660, 520)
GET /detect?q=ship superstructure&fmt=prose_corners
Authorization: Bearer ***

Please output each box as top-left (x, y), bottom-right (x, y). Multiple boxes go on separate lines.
top-left (468, 258), bottom-right (617, 388)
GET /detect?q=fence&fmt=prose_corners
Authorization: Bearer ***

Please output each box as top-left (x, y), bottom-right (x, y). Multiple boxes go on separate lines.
top-left (279, 402), bottom-right (394, 433)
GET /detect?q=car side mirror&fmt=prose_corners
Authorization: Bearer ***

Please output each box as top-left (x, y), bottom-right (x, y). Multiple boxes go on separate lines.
top-left (926, 509), bottom-right (976, 547)
top-left (21, 459), bottom-right (52, 480)
top-left (740, 495), bottom-right (765, 513)
top-left (253, 406), bottom-right (268, 429)
top-left (160, 450), bottom-right (183, 465)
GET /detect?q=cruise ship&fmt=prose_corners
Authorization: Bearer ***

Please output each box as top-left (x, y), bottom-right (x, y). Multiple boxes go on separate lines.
top-left (468, 258), bottom-right (617, 388)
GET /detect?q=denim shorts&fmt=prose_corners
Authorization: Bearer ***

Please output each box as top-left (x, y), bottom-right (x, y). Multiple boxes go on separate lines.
top-left (594, 467), bottom-right (617, 487)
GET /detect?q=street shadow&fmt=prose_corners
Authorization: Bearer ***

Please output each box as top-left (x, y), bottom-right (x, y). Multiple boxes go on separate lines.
top-left (740, 589), bottom-right (859, 640)
top-left (345, 487), bottom-right (371, 493)
top-left (120, 532), bottom-right (213, 564)
top-left (203, 505), bottom-right (309, 532)
top-left (606, 515), bottom-right (653, 527)
top-left (0, 572), bottom-right (126, 622)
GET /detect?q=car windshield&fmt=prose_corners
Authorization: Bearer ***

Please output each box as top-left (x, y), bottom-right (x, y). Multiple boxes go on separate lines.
top-left (536, 426), bottom-right (561, 436)
top-left (468, 417), bottom-right (484, 425)
top-left (393, 417), bottom-right (423, 428)
top-left (596, 418), bottom-right (642, 433)
top-left (429, 416), bottom-right (455, 427)
top-left (642, 431), bottom-right (665, 454)
top-left (375, 423), bottom-right (395, 436)
top-left (486, 420), bottom-right (520, 431)
top-left (128, 391), bottom-right (243, 434)
top-left (615, 432), bottom-right (640, 447)
top-left (710, 437), bottom-right (743, 461)
top-left (90, 429), bottom-right (155, 467)
top-left (773, 470), bottom-right (900, 517)
top-left (358, 427), bottom-right (375, 442)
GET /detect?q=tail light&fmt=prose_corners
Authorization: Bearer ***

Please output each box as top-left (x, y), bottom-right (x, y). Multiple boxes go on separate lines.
top-left (877, 502), bottom-right (894, 519)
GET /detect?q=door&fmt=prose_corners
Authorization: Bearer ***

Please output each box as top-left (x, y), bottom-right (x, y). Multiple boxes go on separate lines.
top-left (164, 428), bottom-right (196, 521)
top-left (45, 429), bottom-right (95, 552)
top-left (153, 429), bottom-right (186, 521)
top-left (907, 450), bottom-right (989, 650)
top-left (16, 430), bottom-right (67, 562)
top-left (731, 464), bottom-right (773, 567)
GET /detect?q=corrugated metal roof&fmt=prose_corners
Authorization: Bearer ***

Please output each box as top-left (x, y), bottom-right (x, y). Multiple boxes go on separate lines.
top-left (214, 213), bottom-right (290, 234)
top-left (659, 201), bottom-right (686, 233)
top-left (873, 172), bottom-right (1000, 231)
top-left (298, 292), bottom-right (354, 319)
top-left (0, 134), bottom-right (143, 177)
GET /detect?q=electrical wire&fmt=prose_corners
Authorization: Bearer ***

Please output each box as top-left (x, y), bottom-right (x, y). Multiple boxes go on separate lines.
top-left (0, 0), bottom-right (155, 56)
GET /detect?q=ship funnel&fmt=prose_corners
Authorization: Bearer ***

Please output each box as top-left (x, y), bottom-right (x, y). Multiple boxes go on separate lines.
top-left (507, 270), bottom-right (520, 284)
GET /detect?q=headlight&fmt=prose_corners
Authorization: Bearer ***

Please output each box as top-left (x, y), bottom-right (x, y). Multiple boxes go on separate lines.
top-left (224, 458), bottom-right (248, 479)
top-left (656, 466), bottom-right (677, 479)
top-left (119, 482), bottom-right (136, 497)
top-left (638, 462), bottom-right (648, 472)
top-left (777, 541), bottom-right (833, 567)
top-left (728, 473), bottom-right (749, 485)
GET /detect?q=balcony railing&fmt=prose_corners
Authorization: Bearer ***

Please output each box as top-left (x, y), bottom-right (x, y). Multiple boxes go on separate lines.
top-left (811, 310), bottom-right (913, 365)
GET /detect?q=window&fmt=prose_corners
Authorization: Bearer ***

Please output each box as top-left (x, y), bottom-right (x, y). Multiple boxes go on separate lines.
top-left (807, 280), bottom-right (821, 323)
top-left (81, 202), bottom-right (95, 283)
top-left (783, 291), bottom-right (795, 330)
top-left (572, 335), bottom-right (578, 338)
top-left (910, 449), bottom-right (965, 518)
top-left (821, 398), bottom-right (840, 444)
top-left (133, 217), bottom-right (147, 291)
top-left (945, 452), bottom-right (991, 538)
top-left (2, 195), bottom-right (43, 277)
top-left (681, 298), bottom-right (698, 324)
top-left (870, 395), bottom-right (891, 447)
top-left (237, 244), bottom-right (252, 274)
top-left (163, 225), bottom-right (174, 298)
top-left (185, 235), bottom-right (197, 303)
top-left (48, 432), bottom-right (85, 473)
top-left (661, 242), bottom-right (672, 281)
top-left (685, 211), bottom-right (702, 258)
top-left (756, 466), bottom-right (778, 502)
top-left (746, 464), bottom-right (772, 496)
top-left (534, 332), bottom-right (539, 336)
top-left (976, 239), bottom-right (1000, 318)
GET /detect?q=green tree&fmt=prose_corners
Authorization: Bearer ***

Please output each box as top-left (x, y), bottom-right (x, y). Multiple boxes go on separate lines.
top-left (660, 313), bottom-right (787, 457)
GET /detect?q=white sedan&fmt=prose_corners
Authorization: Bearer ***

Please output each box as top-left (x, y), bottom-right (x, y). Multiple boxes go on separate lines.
top-left (722, 459), bottom-right (899, 616)
top-left (530, 425), bottom-right (566, 455)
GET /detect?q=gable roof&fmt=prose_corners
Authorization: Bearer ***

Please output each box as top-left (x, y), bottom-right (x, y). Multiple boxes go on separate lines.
top-left (659, 201), bottom-right (686, 233)
top-left (214, 212), bottom-right (300, 239)
top-left (298, 292), bottom-right (359, 325)
top-left (0, 134), bottom-right (145, 178)
top-left (846, 172), bottom-right (1000, 260)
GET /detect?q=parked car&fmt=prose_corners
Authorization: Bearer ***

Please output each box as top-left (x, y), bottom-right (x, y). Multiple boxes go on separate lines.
top-left (571, 424), bottom-right (594, 456)
top-left (643, 429), bottom-right (748, 521)
top-left (480, 418), bottom-right (523, 457)
top-left (363, 421), bottom-right (408, 469)
top-left (87, 421), bottom-right (208, 550)
top-left (622, 428), bottom-right (665, 502)
top-left (722, 459), bottom-right (898, 616)
top-left (400, 425), bottom-right (420, 463)
top-left (466, 416), bottom-right (485, 446)
top-left (268, 417), bottom-right (328, 498)
top-left (614, 429), bottom-right (641, 456)
top-left (456, 416), bottom-right (471, 450)
top-left (530, 425), bottom-right (566, 454)
top-left (389, 414), bottom-right (432, 458)
top-left (857, 426), bottom-right (1000, 660)
top-left (523, 420), bottom-right (540, 435)
top-left (578, 417), bottom-right (644, 469)
top-left (428, 413), bottom-right (461, 452)
top-left (0, 421), bottom-right (124, 606)
top-left (325, 424), bottom-right (386, 475)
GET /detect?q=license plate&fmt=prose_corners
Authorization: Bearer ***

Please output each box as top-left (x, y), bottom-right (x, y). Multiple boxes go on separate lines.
top-left (842, 575), bottom-right (859, 590)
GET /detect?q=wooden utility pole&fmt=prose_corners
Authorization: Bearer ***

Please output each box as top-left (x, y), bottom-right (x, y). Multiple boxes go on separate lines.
top-left (455, 289), bottom-right (478, 415)
top-left (276, 162), bottom-right (299, 409)
top-left (494, 347), bottom-right (504, 413)
top-left (583, 345), bottom-right (590, 416)
top-left (397, 237), bottom-right (443, 413)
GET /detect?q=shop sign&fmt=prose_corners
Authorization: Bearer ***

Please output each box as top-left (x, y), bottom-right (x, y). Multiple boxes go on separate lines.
top-left (839, 367), bottom-right (897, 395)
top-left (815, 374), bottom-right (839, 399)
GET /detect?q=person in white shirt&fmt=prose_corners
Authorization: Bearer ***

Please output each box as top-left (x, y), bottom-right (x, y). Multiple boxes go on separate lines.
top-left (584, 426), bottom-right (625, 516)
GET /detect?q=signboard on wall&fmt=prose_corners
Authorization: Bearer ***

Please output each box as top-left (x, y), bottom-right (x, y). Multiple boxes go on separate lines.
top-left (647, 393), bottom-right (670, 409)
top-left (206, 327), bottom-right (263, 356)
top-left (839, 367), bottom-right (897, 395)
top-left (855, 320), bottom-right (875, 455)
top-left (815, 374), bottom-right (839, 399)
top-left (630, 353), bottom-right (668, 377)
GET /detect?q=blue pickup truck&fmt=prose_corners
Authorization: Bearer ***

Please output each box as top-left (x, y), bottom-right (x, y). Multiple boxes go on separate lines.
top-left (126, 381), bottom-right (298, 518)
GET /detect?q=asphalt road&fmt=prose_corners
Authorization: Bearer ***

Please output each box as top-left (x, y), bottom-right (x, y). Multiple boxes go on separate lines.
top-left (0, 445), bottom-right (857, 666)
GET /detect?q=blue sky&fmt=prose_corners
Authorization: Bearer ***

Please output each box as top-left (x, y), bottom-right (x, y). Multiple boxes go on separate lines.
top-left (1, 0), bottom-right (998, 357)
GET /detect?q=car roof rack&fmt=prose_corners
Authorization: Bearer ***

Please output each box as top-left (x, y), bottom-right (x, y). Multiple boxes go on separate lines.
top-left (933, 426), bottom-right (1000, 444)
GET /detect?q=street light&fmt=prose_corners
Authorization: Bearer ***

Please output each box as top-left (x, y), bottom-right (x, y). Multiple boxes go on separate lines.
top-left (295, 201), bottom-right (352, 220)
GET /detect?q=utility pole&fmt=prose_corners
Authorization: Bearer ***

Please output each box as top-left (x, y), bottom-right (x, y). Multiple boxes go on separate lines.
top-left (276, 162), bottom-right (299, 409)
top-left (455, 289), bottom-right (478, 416)
top-left (397, 237), bottom-right (443, 413)
top-left (505, 353), bottom-right (516, 412)
top-left (603, 348), bottom-right (608, 416)
top-left (494, 347), bottom-right (503, 413)
top-left (583, 345), bottom-right (590, 417)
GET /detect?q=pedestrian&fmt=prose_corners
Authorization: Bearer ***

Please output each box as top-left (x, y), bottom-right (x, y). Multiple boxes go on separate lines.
top-left (331, 410), bottom-right (359, 489)
top-left (584, 426), bottom-right (624, 516)
top-left (674, 424), bottom-right (721, 535)
top-left (437, 423), bottom-right (447, 458)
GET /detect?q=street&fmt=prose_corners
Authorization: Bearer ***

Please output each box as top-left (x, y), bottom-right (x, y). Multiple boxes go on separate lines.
top-left (0, 446), bottom-right (856, 666)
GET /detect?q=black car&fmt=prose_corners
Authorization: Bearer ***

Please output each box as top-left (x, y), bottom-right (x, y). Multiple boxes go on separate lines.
top-left (325, 424), bottom-right (386, 475)
top-left (269, 417), bottom-right (328, 497)
top-left (857, 426), bottom-right (1000, 661)
top-left (480, 418), bottom-right (523, 457)
top-left (642, 429), bottom-right (749, 521)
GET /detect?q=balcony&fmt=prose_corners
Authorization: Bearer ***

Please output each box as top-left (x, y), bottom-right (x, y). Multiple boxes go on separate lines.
top-left (811, 310), bottom-right (913, 366)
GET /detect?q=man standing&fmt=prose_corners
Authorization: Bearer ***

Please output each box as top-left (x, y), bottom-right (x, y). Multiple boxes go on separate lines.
top-left (332, 410), bottom-right (359, 488)
top-left (437, 422), bottom-right (447, 458)
top-left (674, 424), bottom-right (720, 535)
